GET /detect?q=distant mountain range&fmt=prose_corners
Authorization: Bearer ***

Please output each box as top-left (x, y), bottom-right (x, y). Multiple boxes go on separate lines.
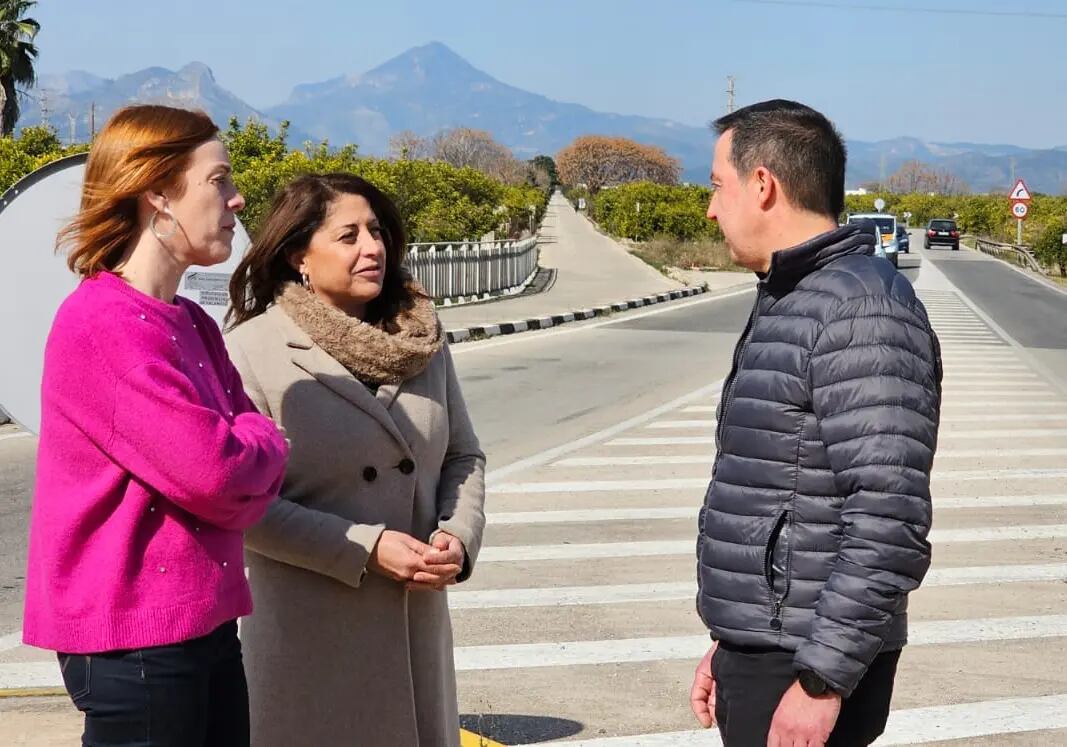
top-left (26, 43), bottom-right (1067, 194)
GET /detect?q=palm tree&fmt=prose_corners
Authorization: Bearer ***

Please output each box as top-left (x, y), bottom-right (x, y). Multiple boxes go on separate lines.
top-left (0, 1), bottom-right (39, 137)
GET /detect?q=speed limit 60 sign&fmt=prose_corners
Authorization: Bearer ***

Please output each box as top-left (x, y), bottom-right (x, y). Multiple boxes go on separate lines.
top-left (1011, 202), bottom-right (1029, 219)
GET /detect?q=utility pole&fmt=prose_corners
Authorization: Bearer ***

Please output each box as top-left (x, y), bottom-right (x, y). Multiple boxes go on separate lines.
top-left (39, 89), bottom-right (51, 128)
top-left (726, 76), bottom-right (736, 113)
top-left (89, 102), bottom-right (96, 139)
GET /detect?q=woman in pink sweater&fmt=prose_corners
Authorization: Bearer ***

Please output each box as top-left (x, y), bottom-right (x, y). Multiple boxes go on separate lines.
top-left (22, 105), bottom-right (289, 747)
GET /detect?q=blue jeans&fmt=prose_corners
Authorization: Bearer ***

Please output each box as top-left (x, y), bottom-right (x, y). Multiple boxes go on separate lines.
top-left (58, 621), bottom-right (249, 747)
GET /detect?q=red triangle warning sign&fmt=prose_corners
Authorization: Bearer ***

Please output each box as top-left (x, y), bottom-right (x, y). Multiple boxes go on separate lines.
top-left (1010, 179), bottom-right (1032, 201)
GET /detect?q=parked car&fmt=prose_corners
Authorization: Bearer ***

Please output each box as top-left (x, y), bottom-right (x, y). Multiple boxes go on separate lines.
top-left (896, 225), bottom-right (910, 253)
top-left (847, 213), bottom-right (899, 267)
top-left (925, 218), bottom-right (960, 251)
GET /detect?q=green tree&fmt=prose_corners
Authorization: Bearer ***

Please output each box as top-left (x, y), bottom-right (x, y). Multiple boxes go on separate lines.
top-left (0, 0), bottom-right (39, 136)
top-left (1032, 217), bottom-right (1067, 277)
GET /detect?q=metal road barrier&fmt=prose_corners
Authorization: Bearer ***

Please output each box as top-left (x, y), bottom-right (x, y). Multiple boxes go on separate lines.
top-left (406, 237), bottom-right (539, 303)
top-left (972, 236), bottom-right (1046, 274)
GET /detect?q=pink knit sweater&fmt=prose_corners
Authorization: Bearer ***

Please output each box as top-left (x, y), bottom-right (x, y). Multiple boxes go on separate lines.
top-left (23, 271), bottom-right (289, 653)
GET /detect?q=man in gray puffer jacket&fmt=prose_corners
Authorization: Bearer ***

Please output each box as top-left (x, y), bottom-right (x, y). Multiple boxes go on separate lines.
top-left (688, 100), bottom-right (941, 747)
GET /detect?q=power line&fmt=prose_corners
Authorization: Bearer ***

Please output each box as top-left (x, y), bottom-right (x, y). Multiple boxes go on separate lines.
top-left (733, 0), bottom-right (1067, 19)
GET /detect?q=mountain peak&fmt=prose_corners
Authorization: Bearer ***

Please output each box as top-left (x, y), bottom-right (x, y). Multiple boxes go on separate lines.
top-left (366, 41), bottom-right (489, 84)
top-left (178, 61), bottom-right (215, 82)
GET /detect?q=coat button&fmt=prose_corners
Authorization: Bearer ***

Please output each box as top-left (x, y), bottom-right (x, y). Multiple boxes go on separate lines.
top-left (398, 458), bottom-right (415, 475)
top-left (770, 618), bottom-right (782, 631)
top-left (363, 466), bottom-right (378, 482)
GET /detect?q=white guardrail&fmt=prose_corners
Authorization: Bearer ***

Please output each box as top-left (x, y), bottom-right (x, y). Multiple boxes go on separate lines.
top-left (406, 236), bottom-right (539, 303)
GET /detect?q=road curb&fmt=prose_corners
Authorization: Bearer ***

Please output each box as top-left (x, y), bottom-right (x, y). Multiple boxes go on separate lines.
top-left (445, 284), bottom-right (711, 344)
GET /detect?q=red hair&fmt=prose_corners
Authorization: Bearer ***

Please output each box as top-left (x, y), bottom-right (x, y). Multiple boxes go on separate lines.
top-left (58, 105), bottom-right (219, 277)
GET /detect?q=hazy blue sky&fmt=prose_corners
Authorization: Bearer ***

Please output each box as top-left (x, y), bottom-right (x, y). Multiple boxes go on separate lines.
top-left (33, 0), bottom-right (1067, 147)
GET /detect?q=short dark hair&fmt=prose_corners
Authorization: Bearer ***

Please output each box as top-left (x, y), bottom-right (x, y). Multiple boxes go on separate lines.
top-left (713, 100), bottom-right (846, 218)
top-left (227, 173), bottom-right (416, 329)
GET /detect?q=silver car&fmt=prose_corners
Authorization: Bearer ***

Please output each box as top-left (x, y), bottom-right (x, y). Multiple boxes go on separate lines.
top-left (847, 213), bottom-right (899, 268)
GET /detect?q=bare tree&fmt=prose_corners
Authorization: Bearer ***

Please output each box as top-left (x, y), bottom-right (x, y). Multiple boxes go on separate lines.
top-left (885, 160), bottom-right (969, 195)
top-left (388, 130), bottom-right (431, 160)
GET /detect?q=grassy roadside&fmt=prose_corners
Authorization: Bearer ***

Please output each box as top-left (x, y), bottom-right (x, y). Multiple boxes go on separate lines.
top-left (628, 237), bottom-right (744, 274)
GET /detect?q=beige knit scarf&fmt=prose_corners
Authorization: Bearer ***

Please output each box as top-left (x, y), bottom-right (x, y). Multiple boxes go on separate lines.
top-left (276, 282), bottom-right (444, 386)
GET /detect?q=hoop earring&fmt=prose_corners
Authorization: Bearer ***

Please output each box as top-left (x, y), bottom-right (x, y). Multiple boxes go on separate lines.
top-left (150, 210), bottom-right (177, 241)
top-left (301, 272), bottom-right (312, 290)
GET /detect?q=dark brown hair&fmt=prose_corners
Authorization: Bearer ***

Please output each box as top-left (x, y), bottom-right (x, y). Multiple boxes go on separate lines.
top-left (57, 105), bottom-right (219, 277)
top-left (227, 173), bottom-right (415, 328)
top-left (713, 99), bottom-right (846, 219)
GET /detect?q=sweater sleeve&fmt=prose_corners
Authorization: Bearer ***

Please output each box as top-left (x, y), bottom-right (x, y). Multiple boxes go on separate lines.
top-left (106, 359), bottom-right (289, 531)
top-left (793, 294), bottom-right (941, 697)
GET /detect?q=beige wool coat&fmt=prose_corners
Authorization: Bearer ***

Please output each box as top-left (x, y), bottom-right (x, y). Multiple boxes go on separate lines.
top-left (225, 303), bottom-right (485, 747)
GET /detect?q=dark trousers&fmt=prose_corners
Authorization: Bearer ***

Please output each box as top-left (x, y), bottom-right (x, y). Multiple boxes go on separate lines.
top-left (58, 620), bottom-right (249, 747)
top-left (712, 644), bottom-right (900, 747)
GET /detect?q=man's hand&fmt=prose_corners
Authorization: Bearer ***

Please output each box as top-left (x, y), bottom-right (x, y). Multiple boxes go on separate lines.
top-left (689, 642), bottom-right (718, 728)
top-left (767, 680), bottom-right (842, 747)
top-left (406, 531), bottom-right (465, 591)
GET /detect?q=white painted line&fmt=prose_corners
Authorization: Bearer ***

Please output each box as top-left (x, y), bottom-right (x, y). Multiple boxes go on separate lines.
top-left (938, 428), bottom-right (1067, 439)
top-left (479, 539), bottom-right (691, 561)
top-left (942, 364), bottom-right (1028, 371)
top-left (484, 382), bottom-right (723, 484)
top-left (556, 694), bottom-right (1067, 746)
top-left (486, 507), bottom-right (697, 525)
top-left (939, 336), bottom-right (1004, 343)
top-left (0, 431), bottom-right (31, 443)
top-left (924, 563), bottom-right (1067, 586)
top-left (939, 414), bottom-right (1067, 423)
top-left (941, 402), bottom-right (1051, 411)
top-left (492, 468), bottom-right (1067, 495)
top-left (939, 469), bottom-right (1067, 482)
top-left (450, 615), bottom-right (1067, 671)
top-left (449, 565), bottom-right (1067, 610)
top-left (0, 629), bottom-right (23, 653)
top-left (478, 525), bottom-right (1067, 563)
top-left (554, 445), bottom-right (1067, 467)
top-left (607, 437), bottom-right (715, 446)
top-left (939, 447), bottom-right (1067, 458)
top-left (645, 420), bottom-right (715, 430)
top-left (554, 456), bottom-right (713, 467)
top-left (945, 272), bottom-right (1067, 400)
top-left (490, 479), bottom-right (706, 495)
top-left (937, 494), bottom-right (1067, 509)
top-left (485, 494), bottom-right (1067, 525)
top-left (932, 525), bottom-right (1067, 543)
top-left (946, 384), bottom-right (1052, 392)
top-left (450, 581), bottom-right (695, 610)
top-left (943, 372), bottom-right (1039, 379)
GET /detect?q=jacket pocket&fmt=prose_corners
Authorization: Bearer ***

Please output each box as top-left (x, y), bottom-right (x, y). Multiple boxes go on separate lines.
top-left (763, 510), bottom-right (792, 628)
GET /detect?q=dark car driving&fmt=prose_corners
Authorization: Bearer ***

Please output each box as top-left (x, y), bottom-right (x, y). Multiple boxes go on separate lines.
top-left (896, 225), bottom-right (910, 253)
top-left (925, 218), bottom-right (960, 251)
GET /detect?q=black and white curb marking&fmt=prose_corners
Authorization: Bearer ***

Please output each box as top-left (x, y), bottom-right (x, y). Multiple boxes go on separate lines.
top-left (446, 285), bottom-right (709, 344)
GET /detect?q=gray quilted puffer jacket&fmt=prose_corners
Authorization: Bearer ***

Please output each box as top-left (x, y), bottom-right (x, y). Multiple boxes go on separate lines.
top-left (697, 223), bottom-right (942, 697)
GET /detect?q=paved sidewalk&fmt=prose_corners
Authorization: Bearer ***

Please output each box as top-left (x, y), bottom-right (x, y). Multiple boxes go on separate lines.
top-left (437, 193), bottom-right (694, 332)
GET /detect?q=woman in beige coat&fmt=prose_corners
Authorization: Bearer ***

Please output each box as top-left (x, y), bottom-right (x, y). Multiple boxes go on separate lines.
top-left (224, 173), bottom-right (485, 747)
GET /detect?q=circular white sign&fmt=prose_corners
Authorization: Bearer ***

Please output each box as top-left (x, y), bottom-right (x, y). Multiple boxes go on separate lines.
top-left (0, 154), bottom-right (252, 434)
top-left (874, 198), bottom-right (886, 212)
top-left (1011, 202), bottom-right (1029, 219)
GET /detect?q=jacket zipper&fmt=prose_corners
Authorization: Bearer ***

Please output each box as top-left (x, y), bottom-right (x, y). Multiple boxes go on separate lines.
top-left (764, 510), bottom-right (790, 631)
top-left (716, 286), bottom-right (764, 449)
